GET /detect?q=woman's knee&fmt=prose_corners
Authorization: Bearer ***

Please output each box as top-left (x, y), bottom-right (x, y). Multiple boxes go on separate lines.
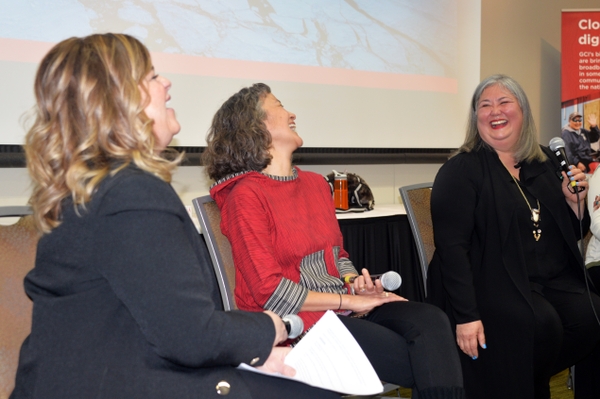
top-left (371, 302), bottom-right (453, 339)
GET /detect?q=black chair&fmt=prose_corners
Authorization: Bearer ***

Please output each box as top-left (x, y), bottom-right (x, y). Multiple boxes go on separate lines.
top-left (399, 183), bottom-right (434, 298)
top-left (192, 195), bottom-right (237, 311)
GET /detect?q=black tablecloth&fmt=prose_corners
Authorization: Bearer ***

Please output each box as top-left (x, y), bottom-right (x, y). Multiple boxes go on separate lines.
top-left (338, 214), bottom-right (425, 302)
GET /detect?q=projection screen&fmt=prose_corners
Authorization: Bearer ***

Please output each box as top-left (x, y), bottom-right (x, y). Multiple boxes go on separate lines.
top-left (0, 0), bottom-right (480, 150)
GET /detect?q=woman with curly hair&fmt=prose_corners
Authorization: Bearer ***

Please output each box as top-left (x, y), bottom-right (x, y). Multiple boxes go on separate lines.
top-left (203, 83), bottom-right (466, 399)
top-left (11, 34), bottom-right (341, 399)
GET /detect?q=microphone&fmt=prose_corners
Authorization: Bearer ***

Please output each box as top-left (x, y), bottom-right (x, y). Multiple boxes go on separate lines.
top-left (342, 271), bottom-right (402, 291)
top-left (282, 314), bottom-right (304, 339)
top-left (549, 137), bottom-right (577, 188)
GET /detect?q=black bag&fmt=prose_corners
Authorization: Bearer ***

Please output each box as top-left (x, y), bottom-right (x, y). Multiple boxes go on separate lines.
top-left (325, 171), bottom-right (375, 211)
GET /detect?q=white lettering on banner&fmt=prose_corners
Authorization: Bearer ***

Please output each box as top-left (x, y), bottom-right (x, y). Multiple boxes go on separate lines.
top-left (579, 19), bottom-right (600, 30)
top-left (579, 34), bottom-right (600, 46)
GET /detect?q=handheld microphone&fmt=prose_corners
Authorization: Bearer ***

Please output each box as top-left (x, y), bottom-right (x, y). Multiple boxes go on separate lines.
top-left (282, 314), bottom-right (304, 339)
top-left (342, 271), bottom-right (402, 291)
top-left (549, 137), bottom-right (577, 188)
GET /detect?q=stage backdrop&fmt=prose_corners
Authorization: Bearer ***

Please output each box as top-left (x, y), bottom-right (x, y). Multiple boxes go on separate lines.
top-left (561, 9), bottom-right (600, 132)
top-left (0, 0), bottom-right (480, 150)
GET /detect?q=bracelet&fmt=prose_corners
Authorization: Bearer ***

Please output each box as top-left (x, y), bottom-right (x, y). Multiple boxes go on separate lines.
top-left (338, 293), bottom-right (343, 310)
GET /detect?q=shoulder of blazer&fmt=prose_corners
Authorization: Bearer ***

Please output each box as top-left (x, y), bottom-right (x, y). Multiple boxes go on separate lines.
top-left (92, 165), bottom-right (180, 217)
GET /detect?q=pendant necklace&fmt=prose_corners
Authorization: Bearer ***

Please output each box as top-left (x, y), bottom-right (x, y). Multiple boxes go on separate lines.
top-left (508, 173), bottom-right (542, 241)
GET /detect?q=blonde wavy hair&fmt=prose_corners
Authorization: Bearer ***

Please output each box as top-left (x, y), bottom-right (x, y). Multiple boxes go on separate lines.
top-left (26, 33), bottom-right (181, 233)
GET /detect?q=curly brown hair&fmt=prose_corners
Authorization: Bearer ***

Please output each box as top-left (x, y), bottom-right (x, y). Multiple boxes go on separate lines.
top-left (202, 83), bottom-right (273, 181)
top-left (26, 33), bottom-right (181, 233)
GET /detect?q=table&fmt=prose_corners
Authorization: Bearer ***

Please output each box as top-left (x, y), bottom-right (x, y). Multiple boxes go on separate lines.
top-left (336, 205), bottom-right (425, 302)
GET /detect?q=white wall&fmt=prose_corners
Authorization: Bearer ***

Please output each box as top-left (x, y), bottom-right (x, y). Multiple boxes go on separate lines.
top-left (0, 168), bottom-right (31, 208)
top-left (13, 0), bottom-right (599, 207)
top-left (0, 163), bottom-right (442, 210)
top-left (480, 0), bottom-right (600, 147)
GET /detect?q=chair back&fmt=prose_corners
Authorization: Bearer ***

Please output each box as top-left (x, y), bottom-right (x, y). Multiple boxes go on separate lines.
top-left (399, 183), bottom-right (434, 298)
top-left (192, 196), bottom-right (237, 311)
top-left (0, 207), bottom-right (38, 399)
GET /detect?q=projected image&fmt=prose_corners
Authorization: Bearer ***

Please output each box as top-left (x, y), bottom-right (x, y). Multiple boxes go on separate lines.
top-left (0, 0), bottom-right (478, 148)
top-left (2, 0), bottom-right (457, 78)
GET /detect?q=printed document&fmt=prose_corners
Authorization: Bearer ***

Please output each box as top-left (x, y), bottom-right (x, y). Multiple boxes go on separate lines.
top-left (238, 310), bottom-right (383, 395)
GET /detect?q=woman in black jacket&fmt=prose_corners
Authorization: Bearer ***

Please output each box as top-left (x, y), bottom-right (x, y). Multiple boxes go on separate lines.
top-left (10, 33), bottom-right (340, 399)
top-left (429, 74), bottom-right (600, 399)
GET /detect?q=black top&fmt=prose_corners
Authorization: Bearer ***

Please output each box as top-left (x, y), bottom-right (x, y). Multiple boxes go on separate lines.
top-left (11, 165), bottom-right (275, 399)
top-left (508, 167), bottom-right (581, 291)
top-left (428, 144), bottom-right (590, 398)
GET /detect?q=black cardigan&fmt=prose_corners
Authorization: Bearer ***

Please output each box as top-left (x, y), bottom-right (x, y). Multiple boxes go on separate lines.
top-left (11, 166), bottom-right (275, 399)
top-left (428, 145), bottom-right (589, 399)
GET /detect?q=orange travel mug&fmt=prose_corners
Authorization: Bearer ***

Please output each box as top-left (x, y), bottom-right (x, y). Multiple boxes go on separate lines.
top-left (334, 174), bottom-right (349, 210)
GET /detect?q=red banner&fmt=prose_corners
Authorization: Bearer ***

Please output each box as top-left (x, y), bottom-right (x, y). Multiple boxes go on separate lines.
top-left (561, 10), bottom-right (600, 104)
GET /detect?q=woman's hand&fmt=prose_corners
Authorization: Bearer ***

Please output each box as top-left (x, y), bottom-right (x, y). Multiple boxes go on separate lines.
top-left (302, 268), bottom-right (407, 314)
top-left (263, 310), bottom-right (288, 345)
top-left (456, 320), bottom-right (486, 359)
top-left (594, 195), bottom-right (600, 212)
top-left (256, 346), bottom-right (296, 377)
top-left (351, 268), bottom-right (384, 296)
top-left (344, 291), bottom-right (407, 315)
top-left (562, 166), bottom-right (588, 218)
top-left (339, 269), bottom-right (405, 314)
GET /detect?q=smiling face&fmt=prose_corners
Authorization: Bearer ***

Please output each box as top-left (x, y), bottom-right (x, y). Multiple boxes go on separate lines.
top-left (476, 84), bottom-right (523, 154)
top-left (141, 68), bottom-right (180, 152)
top-left (261, 93), bottom-right (302, 151)
top-left (569, 115), bottom-right (583, 130)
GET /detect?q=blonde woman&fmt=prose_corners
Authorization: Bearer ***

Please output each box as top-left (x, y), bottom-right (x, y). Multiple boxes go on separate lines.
top-left (11, 34), bottom-right (340, 399)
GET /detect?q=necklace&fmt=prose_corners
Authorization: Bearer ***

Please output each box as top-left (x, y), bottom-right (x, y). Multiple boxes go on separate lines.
top-left (508, 173), bottom-right (542, 241)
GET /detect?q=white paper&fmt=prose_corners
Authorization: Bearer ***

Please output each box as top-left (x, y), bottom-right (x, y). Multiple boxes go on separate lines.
top-left (238, 311), bottom-right (383, 395)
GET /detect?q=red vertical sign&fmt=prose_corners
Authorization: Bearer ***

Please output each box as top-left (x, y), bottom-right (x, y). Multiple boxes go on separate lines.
top-left (561, 10), bottom-right (600, 105)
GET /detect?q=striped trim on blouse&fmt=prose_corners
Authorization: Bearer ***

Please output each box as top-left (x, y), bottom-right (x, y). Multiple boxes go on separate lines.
top-left (264, 247), bottom-right (349, 316)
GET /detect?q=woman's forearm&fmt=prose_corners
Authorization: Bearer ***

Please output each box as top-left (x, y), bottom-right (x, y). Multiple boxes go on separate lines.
top-left (300, 291), bottom-right (345, 312)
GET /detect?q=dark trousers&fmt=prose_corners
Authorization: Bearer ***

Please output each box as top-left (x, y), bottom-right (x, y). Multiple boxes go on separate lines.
top-left (338, 301), bottom-right (464, 396)
top-left (532, 284), bottom-right (600, 399)
top-left (238, 369), bottom-right (342, 399)
top-left (571, 267), bottom-right (600, 399)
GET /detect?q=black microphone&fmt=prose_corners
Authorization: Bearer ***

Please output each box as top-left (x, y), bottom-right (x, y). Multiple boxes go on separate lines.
top-left (549, 137), bottom-right (577, 189)
top-left (282, 314), bottom-right (303, 339)
top-left (342, 271), bottom-right (402, 291)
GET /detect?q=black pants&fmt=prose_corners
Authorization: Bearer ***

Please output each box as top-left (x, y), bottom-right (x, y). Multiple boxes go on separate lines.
top-left (238, 369), bottom-right (342, 398)
top-left (571, 267), bottom-right (600, 399)
top-left (532, 284), bottom-right (600, 399)
top-left (338, 301), bottom-right (464, 397)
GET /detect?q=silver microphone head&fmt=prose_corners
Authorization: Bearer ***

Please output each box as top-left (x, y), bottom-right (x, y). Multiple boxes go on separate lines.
top-left (549, 137), bottom-right (565, 152)
top-left (282, 314), bottom-right (304, 339)
top-left (379, 271), bottom-right (402, 291)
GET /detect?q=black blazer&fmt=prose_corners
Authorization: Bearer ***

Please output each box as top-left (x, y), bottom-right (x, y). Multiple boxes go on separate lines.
top-left (11, 166), bottom-right (275, 399)
top-left (428, 145), bottom-right (590, 399)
